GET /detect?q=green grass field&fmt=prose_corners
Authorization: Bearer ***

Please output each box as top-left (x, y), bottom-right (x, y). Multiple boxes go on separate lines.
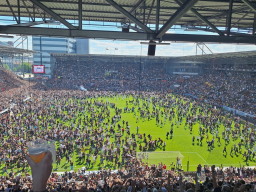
top-left (1, 95), bottom-right (255, 176)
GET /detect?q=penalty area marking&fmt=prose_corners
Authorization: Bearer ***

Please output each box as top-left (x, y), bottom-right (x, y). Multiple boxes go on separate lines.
top-left (182, 152), bottom-right (209, 165)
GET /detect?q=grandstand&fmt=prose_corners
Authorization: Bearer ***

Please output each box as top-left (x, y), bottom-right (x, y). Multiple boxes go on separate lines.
top-left (0, 45), bottom-right (35, 112)
top-left (45, 52), bottom-right (256, 122)
top-left (0, 0), bottom-right (256, 191)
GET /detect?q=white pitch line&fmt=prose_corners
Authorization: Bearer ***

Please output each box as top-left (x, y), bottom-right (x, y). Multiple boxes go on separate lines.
top-left (196, 152), bottom-right (209, 165)
top-left (182, 152), bottom-right (197, 153)
top-left (181, 152), bottom-right (209, 165)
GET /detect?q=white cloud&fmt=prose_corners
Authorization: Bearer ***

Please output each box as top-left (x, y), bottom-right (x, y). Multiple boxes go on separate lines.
top-left (204, 44), bottom-right (256, 54)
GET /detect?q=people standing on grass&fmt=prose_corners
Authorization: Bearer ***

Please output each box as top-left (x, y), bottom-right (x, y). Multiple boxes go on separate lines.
top-left (0, 89), bottom-right (255, 176)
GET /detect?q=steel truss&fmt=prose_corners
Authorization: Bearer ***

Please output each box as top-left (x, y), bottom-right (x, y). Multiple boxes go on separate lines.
top-left (0, 0), bottom-right (256, 44)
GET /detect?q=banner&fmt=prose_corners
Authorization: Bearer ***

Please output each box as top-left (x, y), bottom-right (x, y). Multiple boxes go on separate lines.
top-left (205, 82), bottom-right (214, 88)
top-left (79, 85), bottom-right (87, 91)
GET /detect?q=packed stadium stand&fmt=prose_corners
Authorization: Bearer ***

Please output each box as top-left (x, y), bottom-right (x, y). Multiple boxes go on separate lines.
top-left (2, 0), bottom-right (256, 190)
top-left (0, 68), bottom-right (29, 110)
top-left (46, 54), bottom-right (256, 118)
top-left (0, 68), bottom-right (25, 90)
top-left (0, 53), bottom-right (255, 192)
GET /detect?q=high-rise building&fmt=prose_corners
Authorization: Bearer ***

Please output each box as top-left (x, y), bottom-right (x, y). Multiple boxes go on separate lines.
top-left (33, 37), bottom-right (80, 78)
top-left (76, 39), bottom-right (89, 54)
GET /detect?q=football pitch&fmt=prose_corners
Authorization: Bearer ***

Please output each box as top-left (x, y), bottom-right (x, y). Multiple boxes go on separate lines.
top-left (2, 95), bottom-right (255, 176)
top-left (56, 95), bottom-right (255, 172)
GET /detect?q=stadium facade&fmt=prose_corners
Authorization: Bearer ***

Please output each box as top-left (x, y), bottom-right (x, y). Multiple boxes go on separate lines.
top-left (33, 37), bottom-right (89, 78)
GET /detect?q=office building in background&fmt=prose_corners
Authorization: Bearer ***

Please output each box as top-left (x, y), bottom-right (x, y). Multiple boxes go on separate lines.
top-left (32, 37), bottom-right (89, 78)
top-left (76, 39), bottom-right (90, 54)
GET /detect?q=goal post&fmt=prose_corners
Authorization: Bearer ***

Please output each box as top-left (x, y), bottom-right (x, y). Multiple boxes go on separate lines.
top-left (136, 151), bottom-right (184, 166)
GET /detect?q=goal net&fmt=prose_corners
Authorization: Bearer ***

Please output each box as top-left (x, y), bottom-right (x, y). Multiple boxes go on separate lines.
top-left (136, 151), bottom-right (184, 166)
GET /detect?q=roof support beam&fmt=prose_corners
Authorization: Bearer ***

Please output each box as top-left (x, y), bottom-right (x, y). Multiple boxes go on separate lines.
top-left (1, 26), bottom-right (256, 44)
top-left (174, 0), bottom-right (224, 36)
top-left (22, 0), bottom-right (35, 22)
top-left (105, 0), bottom-right (152, 33)
top-left (187, 26), bottom-right (256, 37)
top-left (78, 0), bottom-right (82, 30)
top-left (233, 12), bottom-right (249, 26)
top-left (6, 0), bottom-right (19, 24)
top-left (33, 4), bottom-right (35, 21)
top-left (0, 4), bottom-right (250, 13)
top-left (241, 0), bottom-right (256, 12)
top-left (191, 9), bottom-right (224, 36)
top-left (226, 0), bottom-right (233, 36)
top-left (145, 0), bottom-right (155, 25)
top-left (28, 0), bottom-right (76, 29)
top-left (196, 44), bottom-right (207, 55)
top-left (135, 6), bottom-right (143, 28)
top-left (161, 33), bottom-right (256, 43)
top-left (253, 13), bottom-right (256, 34)
top-left (143, 1), bottom-right (145, 24)
top-left (189, 6), bottom-right (249, 25)
top-left (11, 19), bottom-right (55, 27)
top-left (156, 0), bottom-right (160, 32)
top-left (0, 26), bottom-right (154, 40)
top-left (122, 0), bottom-right (146, 23)
top-left (128, 0), bottom-right (146, 15)
top-left (156, 0), bottom-right (199, 38)
top-left (17, 0), bottom-right (21, 24)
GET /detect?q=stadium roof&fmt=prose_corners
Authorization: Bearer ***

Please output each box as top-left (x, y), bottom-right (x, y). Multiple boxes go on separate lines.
top-left (50, 53), bottom-right (175, 60)
top-left (50, 50), bottom-right (256, 65)
top-left (0, 45), bottom-right (36, 56)
top-left (1, 0), bottom-right (256, 44)
top-left (176, 50), bottom-right (256, 65)
top-left (0, 0), bottom-right (254, 29)
top-left (177, 50), bottom-right (256, 59)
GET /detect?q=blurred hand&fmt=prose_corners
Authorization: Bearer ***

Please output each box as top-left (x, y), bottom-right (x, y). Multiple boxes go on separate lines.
top-left (26, 151), bottom-right (53, 191)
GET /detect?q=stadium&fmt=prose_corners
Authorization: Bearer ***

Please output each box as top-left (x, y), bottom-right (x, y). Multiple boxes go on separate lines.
top-left (0, 0), bottom-right (256, 191)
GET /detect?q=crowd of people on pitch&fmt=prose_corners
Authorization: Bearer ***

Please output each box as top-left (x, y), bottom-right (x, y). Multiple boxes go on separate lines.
top-left (0, 91), bottom-right (170, 178)
top-left (45, 59), bottom-right (256, 117)
top-left (0, 87), bottom-right (255, 191)
top-left (0, 90), bottom-right (255, 173)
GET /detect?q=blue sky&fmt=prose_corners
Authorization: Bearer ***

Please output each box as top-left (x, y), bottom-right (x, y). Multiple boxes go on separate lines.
top-left (89, 28), bottom-right (256, 56)
top-left (0, 17), bottom-right (255, 57)
top-left (90, 39), bottom-right (256, 56)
